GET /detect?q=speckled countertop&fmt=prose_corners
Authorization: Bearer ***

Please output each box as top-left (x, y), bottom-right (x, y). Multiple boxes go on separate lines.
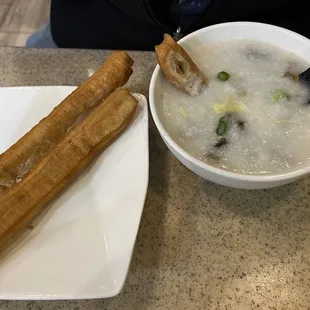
top-left (0, 47), bottom-right (310, 310)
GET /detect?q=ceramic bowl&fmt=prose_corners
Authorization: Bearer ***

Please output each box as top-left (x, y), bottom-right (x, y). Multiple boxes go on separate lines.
top-left (149, 22), bottom-right (310, 189)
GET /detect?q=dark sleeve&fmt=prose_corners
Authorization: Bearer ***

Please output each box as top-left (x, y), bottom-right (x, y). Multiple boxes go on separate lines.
top-left (50, 0), bottom-right (166, 50)
top-left (51, 0), bottom-right (310, 50)
top-left (196, 0), bottom-right (310, 39)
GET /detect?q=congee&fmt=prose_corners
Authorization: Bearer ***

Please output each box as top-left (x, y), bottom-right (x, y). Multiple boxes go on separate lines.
top-left (160, 39), bottom-right (310, 174)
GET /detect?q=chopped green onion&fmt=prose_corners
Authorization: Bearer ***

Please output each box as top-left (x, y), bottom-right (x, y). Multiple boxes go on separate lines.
top-left (217, 71), bottom-right (230, 81)
top-left (272, 90), bottom-right (291, 102)
top-left (216, 116), bottom-right (228, 136)
top-left (179, 107), bottom-right (188, 119)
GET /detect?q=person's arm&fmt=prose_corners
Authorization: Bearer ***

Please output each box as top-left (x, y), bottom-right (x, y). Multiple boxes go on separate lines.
top-left (50, 0), bottom-right (165, 50)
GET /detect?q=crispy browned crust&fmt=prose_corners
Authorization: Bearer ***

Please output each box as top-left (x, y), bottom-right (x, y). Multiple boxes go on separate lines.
top-left (155, 34), bottom-right (207, 96)
top-left (0, 51), bottom-right (134, 194)
top-left (0, 89), bottom-right (138, 253)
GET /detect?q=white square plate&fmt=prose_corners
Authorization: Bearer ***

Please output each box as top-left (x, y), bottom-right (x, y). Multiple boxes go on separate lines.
top-left (0, 86), bottom-right (149, 300)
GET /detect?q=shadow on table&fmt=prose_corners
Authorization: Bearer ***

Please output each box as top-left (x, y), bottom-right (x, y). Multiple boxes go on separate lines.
top-left (200, 175), bottom-right (310, 221)
top-left (202, 178), bottom-right (303, 216)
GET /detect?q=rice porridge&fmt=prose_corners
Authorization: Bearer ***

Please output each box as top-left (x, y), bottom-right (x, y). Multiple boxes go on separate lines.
top-left (160, 39), bottom-right (310, 174)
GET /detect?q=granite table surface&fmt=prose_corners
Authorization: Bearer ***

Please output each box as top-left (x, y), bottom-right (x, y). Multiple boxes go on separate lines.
top-left (0, 47), bottom-right (310, 310)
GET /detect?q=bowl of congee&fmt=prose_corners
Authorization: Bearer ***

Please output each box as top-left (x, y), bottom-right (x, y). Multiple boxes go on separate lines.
top-left (149, 22), bottom-right (310, 189)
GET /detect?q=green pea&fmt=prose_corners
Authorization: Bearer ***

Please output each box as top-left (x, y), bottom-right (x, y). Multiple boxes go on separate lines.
top-left (217, 71), bottom-right (230, 81)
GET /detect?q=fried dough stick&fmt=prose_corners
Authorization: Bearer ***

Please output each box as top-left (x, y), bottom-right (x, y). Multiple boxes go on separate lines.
top-left (0, 51), bottom-right (134, 193)
top-left (0, 89), bottom-right (138, 253)
top-left (155, 34), bottom-right (207, 96)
